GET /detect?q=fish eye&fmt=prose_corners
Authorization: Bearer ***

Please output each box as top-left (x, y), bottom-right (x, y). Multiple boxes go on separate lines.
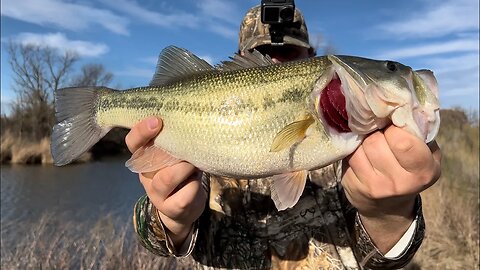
top-left (386, 61), bottom-right (398, 72)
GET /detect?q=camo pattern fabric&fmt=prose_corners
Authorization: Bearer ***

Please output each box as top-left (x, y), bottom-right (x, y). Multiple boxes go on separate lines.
top-left (238, 5), bottom-right (311, 52)
top-left (133, 162), bottom-right (425, 270)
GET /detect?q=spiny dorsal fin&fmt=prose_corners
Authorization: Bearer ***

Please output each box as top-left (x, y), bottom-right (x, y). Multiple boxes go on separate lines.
top-left (150, 46), bottom-right (214, 86)
top-left (270, 113), bottom-right (315, 152)
top-left (216, 49), bottom-right (275, 71)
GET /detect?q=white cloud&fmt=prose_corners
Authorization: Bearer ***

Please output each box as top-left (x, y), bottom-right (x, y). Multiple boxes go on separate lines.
top-left (11, 32), bottom-right (109, 57)
top-left (374, 47), bottom-right (479, 108)
top-left (425, 53), bottom-right (479, 75)
top-left (197, 0), bottom-right (240, 25)
top-left (370, 0), bottom-right (479, 109)
top-left (208, 24), bottom-right (238, 40)
top-left (378, 0), bottom-right (479, 38)
top-left (377, 37), bottom-right (479, 59)
top-left (100, 0), bottom-right (238, 39)
top-left (197, 0), bottom-right (240, 39)
top-left (421, 53), bottom-right (479, 106)
top-left (1, 0), bottom-right (129, 35)
top-left (100, 0), bottom-right (200, 28)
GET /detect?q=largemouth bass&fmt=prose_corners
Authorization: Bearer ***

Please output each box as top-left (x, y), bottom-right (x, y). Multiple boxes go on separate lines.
top-left (51, 46), bottom-right (440, 210)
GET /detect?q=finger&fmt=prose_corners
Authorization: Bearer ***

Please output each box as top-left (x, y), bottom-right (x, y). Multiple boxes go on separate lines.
top-left (162, 172), bottom-right (205, 218)
top-left (138, 173), bottom-right (153, 194)
top-left (361, 130), bottom-right (403, 178)
top-left (152, 162), bottom-right (197, 200)
top-left (344, 145), bottom-right (375, 184)
top-left (384, 126), bottom-right (433, 173)
top-left (125, 117), bottom-right (162, 153)
top-left (341, 165), bottom-right (370, 206)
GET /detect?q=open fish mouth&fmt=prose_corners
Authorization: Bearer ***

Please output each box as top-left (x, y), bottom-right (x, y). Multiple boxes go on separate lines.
top-left (314, 59), bottom-right (381, 136)
top-left (321, 55), bottom-right (441, 142)
top-left (318, 73), bottom-right (351, 133)
top-left (322, 55), bottom-right (387, 136)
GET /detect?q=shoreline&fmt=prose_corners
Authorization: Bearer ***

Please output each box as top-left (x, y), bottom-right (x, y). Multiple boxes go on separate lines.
top-left (1, 127), bottom-right (129, 165)
top-left (0, 133), bottom-right (129, 165)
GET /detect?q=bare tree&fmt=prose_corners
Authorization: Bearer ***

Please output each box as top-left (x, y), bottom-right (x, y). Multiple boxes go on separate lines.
top-left (8, 42), bottom-right (78, 102)
top-left (72, 63), bottom-right (113, 87)
top-left (7, 42), bottom-right (79, 140)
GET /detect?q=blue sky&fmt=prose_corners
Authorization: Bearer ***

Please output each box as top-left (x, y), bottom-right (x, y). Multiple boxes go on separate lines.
top-left (1, 0), bottom-right (479, 114)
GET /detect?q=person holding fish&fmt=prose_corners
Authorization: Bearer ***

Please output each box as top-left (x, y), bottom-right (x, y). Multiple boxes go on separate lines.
top-left (120, 6), bottom-right (442, 269)
top-left (50, 3), bottom-right (442, 270)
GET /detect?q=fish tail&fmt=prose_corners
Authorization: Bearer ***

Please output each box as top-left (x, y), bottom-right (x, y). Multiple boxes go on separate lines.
top-left (51, 87), bottom-right (114, 166)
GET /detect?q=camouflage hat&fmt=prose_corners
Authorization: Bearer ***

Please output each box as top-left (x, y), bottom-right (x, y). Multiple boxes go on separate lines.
top-left (238, 5), bottom-right (311, 52)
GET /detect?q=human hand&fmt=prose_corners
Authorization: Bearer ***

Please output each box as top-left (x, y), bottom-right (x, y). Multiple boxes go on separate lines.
top-left (341, 125), bottom-right (441, 251)
top-left (126, 117), bottom-right (207, 247)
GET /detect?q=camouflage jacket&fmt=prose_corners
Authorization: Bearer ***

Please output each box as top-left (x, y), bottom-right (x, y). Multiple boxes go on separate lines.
top-left (133, 163), bottom-right (424, 269)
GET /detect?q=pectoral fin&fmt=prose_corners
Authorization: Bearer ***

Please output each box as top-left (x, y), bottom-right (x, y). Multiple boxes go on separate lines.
top-left (270, 114), bottom-right (315, 152)
top-left (270, 170), bottom-right (308, 211)
top-left (126, 145), bottom-right (181, 173)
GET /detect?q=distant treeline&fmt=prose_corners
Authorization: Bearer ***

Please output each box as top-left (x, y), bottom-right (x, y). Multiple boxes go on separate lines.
top-left (0, 42), bottom-right (129, 164)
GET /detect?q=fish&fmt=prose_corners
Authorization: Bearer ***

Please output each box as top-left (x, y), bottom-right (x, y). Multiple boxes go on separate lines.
top-left (51, 46), bottom-right (440, 210)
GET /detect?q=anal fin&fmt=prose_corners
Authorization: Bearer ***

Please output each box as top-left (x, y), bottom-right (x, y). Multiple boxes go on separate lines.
top-left (126, 145), bottom-right (181, 173)
top-left (271, 170), bottom-right (308, 211)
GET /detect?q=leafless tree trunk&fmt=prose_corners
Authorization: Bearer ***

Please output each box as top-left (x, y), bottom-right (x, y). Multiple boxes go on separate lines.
top-left (72, 64), bottom-right (113, 87)
top-left (7, 42), bottom-right (79, 141)
top-left (5, 42), bottom-right (115, 143)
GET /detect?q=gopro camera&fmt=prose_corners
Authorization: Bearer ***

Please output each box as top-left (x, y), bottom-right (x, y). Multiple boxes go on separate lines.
top-left (261, 0), bottom-right (295, 24)
top-left (260, 0), bottom-right (296, 45)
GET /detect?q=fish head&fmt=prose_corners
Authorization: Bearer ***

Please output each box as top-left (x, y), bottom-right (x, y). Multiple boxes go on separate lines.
top-left (325, 55), bottom-right (440, 142)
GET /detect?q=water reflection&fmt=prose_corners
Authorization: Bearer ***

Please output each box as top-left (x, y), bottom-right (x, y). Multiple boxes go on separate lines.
top-left (1, 157), bottom-right (144, 249)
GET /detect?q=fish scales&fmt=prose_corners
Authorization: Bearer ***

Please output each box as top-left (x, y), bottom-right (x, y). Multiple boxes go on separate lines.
top-left (96, 57), bottom-right (333, 177)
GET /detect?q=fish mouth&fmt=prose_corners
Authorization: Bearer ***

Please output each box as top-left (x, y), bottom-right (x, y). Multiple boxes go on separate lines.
top-left (323, 55), bottom-right (386, 135)
top-left (409, 70), bottom-right (441, 142)
top-left (325, 55), bottom-right (441, 142)
top-left (319, 73), bottom-right (351, 133)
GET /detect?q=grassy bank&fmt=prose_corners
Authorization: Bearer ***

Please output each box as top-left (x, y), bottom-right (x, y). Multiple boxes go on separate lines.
top-left (0, 132), bottom-right (91, 165)
top-left (406, 109), bottom-right (479, 269)
top-left (0, 127), bottom-right (128, 165)
top-left (1, 214), bottom-right (194, 269)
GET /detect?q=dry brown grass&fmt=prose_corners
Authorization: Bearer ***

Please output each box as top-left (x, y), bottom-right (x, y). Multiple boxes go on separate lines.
top-left (0, 213), bottom-right (194, 270)
top-left (0, 132), bottom-right (91, 165)
top-left (406, 109), bottom-right (479, 270)
top-left (10, 137), bottom-right (51, 164)
top-left (0, 131), bottom-right (16, 163)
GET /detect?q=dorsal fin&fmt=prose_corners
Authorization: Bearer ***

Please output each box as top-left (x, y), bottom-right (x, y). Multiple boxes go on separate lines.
top-left (216, 49), bottom-right (276, 71)
top-left (150, 46), bottom-right (214, 86)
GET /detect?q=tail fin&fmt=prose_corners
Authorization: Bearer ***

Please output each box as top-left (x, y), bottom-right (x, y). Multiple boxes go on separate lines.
top-left (51, 87), bottom-right (113, 166)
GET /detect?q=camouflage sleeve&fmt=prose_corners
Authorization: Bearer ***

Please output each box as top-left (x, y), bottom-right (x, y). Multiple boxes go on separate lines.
top-left (132, 194), bottom-right (199, 257)
top-left (343, 193), bottom-right (425, 269)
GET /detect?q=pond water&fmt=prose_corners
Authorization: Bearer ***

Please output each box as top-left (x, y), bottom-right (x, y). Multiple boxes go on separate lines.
top-left (0, 157), bottom-right (145, 249)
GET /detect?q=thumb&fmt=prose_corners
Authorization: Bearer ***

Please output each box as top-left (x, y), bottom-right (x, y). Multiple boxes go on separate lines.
top-left (384, 125), bottom-right (432, 172)
top-left (125, 117), bottom-right (163, 153)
